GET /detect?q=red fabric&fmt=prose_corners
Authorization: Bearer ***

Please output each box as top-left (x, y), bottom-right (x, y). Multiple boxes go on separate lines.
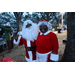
top-left (18, 37), bottom-right (24, 46)
top-left (18, 37), bottom-right (36, 60)
top-left (18, 37), bottom-right (36, 47)
top-left (40, 20), bottom-right (48, 22)
top-left (0, 56), bottom-right (14, 62)
top-left (50, 32), bottom-right (59, 53)
top-left (36, 32), bottom-right (59, 61)
top-left (32, 50), bottom-right (36, 60)
top-left (26, 50), bottom-right (36, 60)
top-left (36, 32), bottom-right (59, 54)
top-left (26, 50), bottom-right (29, 59)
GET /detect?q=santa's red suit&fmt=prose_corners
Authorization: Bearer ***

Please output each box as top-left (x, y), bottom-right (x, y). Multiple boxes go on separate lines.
top-left (14, 36), bottom-right (36, 62)
top-left (13, 20), bottom-right (38, 62)
top-left (36, 30), bottom-right (59, 62)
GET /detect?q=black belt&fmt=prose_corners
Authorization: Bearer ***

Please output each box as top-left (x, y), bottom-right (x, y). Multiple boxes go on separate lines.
top-left (25, 46), bottom-right (36, 51)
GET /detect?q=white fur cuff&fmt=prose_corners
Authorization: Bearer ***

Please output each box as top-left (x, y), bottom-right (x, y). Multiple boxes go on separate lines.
top-left (13, 36), bottom-right (21, 45)
top-left (25, 56), bottom-right (37, 62)
top-left (50, 53), bottom-right (59, 61)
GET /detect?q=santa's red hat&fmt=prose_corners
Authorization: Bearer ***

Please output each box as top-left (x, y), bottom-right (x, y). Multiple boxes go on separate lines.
top-left (37, 20), bottom-right (52, 29)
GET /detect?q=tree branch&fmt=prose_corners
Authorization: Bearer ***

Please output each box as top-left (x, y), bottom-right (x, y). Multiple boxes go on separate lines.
top-left (40, 12), bottom-right (45, 20)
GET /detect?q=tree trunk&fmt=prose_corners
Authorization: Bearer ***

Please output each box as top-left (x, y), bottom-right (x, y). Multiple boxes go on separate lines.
top-left (13, 12), bottom-right (23, 32)
top-left (17, 19), bottom-right (21, 32)
top-left (61, 12), bottom-right (75, 62)
top-left (46, 13), bottom-right (49, 21)
top-left (47, 15), bottom-right (49, 21)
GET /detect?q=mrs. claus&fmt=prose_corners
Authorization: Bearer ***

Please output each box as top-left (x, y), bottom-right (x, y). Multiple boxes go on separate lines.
top-left (36, 20), bottom-right (59, 62)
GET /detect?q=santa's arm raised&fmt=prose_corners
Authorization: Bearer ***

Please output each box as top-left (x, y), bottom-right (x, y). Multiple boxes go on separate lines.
top-left (13, 32), bottom-right (23, 46)
top-left (50, 32), bottom-right (59, 62)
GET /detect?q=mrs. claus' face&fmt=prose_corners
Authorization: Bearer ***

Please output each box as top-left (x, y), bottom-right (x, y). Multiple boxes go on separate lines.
top-left (39, 23), bottom-right (48, 33)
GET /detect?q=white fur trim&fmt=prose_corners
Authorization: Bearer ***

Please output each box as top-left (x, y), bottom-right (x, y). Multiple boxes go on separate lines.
top-left (50, 53), bottom-right (59, 61)
top-left (17, 31), bottom-right (22, 36)
top-left (25, 56), bottom-right (37, 62)
top-left (25, 51), bottom-right (37, 62)
top-left (36, 51), bottom-right (52, 62)
top-left (13, 36), bottom-right (21, 45)
top-left (27, 40), bottom-right (31, 47)
top-left (38, 21), bottom-right (52, 30)
top-left (28, 51), bottom-right (32, 60)
top-left (25, 56), bottom-right (31, 62)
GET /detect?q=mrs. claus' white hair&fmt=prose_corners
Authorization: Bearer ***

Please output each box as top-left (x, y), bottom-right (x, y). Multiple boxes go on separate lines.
top-left (22, 20), bottom-right (38, 42)
top-left (38, 20), bottom-right (52, 30)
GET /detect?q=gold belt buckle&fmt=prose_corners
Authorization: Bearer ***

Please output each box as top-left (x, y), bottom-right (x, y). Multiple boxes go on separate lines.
top-left (26, 47), bottom-right (30, 51)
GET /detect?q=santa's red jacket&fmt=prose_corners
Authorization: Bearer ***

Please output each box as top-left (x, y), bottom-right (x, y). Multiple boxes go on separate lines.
top-left (14, 36), bottom-right (36, 62)
top-left (36, 30), bottom-right (59, 62)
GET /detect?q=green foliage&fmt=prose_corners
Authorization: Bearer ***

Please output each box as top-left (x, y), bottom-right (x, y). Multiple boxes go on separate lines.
top-left (21, 12), bottom-right (67, 27)
top-left (0, 12), bottom-right (67, 27)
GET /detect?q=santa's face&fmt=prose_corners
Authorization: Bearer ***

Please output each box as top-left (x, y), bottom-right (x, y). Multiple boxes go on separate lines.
top-left (22, 20), bottom-right (38, 42)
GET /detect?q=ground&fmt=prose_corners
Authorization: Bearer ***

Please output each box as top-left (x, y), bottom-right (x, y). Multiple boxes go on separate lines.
top-left (57, 30), bottom-right (67, 61)
top-left (0, 30), bottom-right (67, 62)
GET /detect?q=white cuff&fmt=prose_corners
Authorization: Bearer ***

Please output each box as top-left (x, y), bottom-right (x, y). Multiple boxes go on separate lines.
top-left (50, 53), bottom-right (59, 61)
top-left (13, 36), bottom-right (21, 45)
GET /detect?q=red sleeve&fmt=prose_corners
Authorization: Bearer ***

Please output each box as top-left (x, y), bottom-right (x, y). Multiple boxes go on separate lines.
top-left (18, 37), bottom-right (23, 46)
top-left (50, 32), bottom-right (59, 53)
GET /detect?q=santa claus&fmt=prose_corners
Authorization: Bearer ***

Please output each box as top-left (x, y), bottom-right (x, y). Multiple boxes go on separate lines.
top-left (13, 20), bottom-right (39, 62)
top-left (36, 20), bottom-right (59, 62)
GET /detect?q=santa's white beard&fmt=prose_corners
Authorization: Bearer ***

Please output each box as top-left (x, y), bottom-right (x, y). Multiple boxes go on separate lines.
top-left (22, 24), bottom-right (38, 42)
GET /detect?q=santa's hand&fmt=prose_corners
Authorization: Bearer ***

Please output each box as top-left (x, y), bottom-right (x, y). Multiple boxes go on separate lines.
top-left (13, 32), bottom-right (19, 41)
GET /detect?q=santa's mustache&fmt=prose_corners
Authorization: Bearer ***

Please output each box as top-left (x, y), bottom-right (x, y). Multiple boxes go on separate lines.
top-left (26, 24), bottom-right (32, 28)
